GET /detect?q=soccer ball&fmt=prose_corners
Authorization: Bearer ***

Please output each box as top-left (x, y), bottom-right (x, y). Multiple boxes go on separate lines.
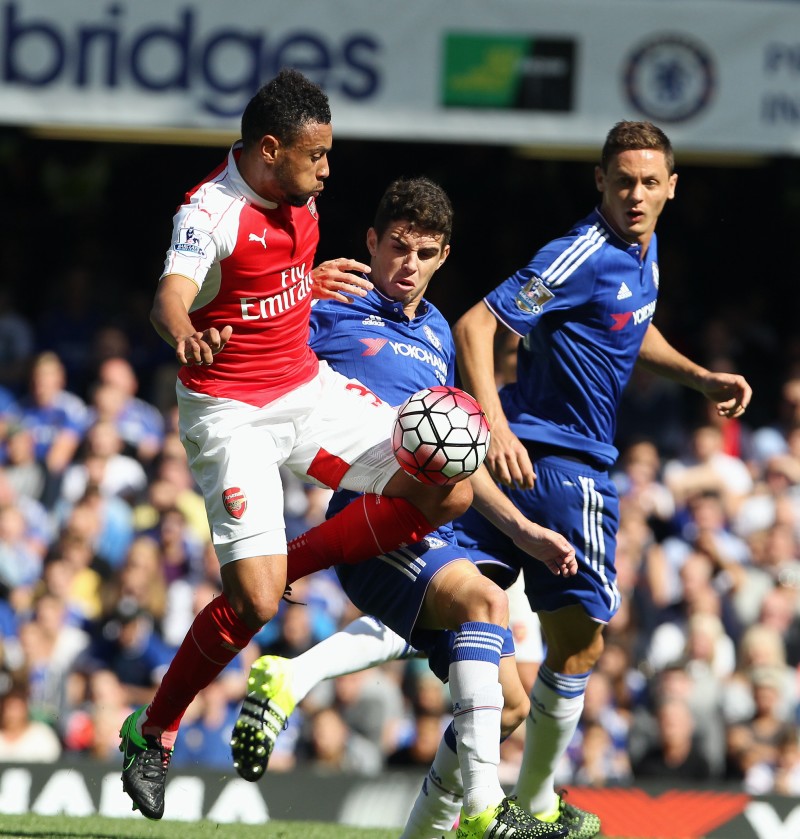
top-left (392, 386), bottom-right (491, 486)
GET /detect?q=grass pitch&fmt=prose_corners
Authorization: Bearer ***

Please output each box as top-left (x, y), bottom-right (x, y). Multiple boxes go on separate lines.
top-left (0, 814), bottom-right (404, 839)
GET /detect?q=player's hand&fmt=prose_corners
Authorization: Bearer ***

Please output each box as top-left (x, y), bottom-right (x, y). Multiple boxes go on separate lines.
top-left (312, 258), bottom-right (373, 303)
top-left (513, 523), bottom-right (578, 577)
top-left (701, 372), bottom-right (752, 419)
top-left (485, 420), bottom-right (536, 490)
top-left (176, 325), bottom-right (233, 366)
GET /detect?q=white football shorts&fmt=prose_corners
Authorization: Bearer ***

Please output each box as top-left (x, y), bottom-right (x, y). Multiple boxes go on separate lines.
top-left (177, 361), bottom-right (399, 564)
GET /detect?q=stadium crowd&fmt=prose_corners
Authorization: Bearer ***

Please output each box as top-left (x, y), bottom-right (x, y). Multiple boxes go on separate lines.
top-left (0, 293), bottom-right (799, 799)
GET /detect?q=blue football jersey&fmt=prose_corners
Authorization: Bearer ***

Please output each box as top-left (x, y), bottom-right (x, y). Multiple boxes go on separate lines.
top-left (310, 285), bottom-right (456, 520)
top-left (485, 208), bottom-right (659, 466)
top-left (309, 286), bottom-right (455, 405)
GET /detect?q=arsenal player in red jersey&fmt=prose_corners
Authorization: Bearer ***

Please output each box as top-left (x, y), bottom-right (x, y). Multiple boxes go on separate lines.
top-left (119, 68), bottom-right (471, 820)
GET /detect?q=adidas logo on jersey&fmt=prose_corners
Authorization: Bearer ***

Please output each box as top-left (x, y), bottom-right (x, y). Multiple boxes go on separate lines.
top-left (361, 314), bottom-right (385, 327)
top-left (617, 282), bottom-right (632, 300)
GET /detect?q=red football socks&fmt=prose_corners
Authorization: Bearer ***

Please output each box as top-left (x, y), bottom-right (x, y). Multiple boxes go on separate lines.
top-left (286, 494), bottom-right (434, 584)
top-left (143, 594), bottom-right (257, 738)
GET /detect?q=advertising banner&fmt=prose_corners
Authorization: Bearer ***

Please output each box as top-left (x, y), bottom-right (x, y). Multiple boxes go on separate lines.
top-left (2, 762), bottom-right (800, 838)
top-left (2, 0), bottom-right (800, 155)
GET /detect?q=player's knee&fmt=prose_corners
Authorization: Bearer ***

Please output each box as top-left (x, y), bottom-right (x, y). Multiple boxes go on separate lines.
top-left (460, 576), bottom-right (509, 627)
top-left (228, 589), bottom-right (281, 629)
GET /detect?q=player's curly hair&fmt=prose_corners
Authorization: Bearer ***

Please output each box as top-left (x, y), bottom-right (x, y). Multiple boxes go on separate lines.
top-left (373, 177), bottom-right (454, 246)
top-left (241, 68), bottom-right (331, 149)
top-left (601, 121), bottom-right (675, 174)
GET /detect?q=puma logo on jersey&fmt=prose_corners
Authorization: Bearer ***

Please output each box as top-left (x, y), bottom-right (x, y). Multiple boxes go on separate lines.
top-left (617, 282), bottom-right (632, 300)
top-left (249, 228), bottom-right (267, 248)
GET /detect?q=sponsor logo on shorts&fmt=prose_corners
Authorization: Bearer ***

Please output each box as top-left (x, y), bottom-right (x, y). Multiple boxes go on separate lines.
top-left (222, 487), bottom-right (247, 519)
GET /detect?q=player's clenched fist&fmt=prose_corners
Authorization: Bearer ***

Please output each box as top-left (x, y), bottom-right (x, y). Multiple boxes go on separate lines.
top-left (177, 325), bottom-right (233, 366)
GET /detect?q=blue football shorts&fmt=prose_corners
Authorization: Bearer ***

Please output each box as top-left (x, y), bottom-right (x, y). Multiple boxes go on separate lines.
top-left (335, 524), bottom-right (515, 682)
top-left (453, 454), bottom-right (621, 624)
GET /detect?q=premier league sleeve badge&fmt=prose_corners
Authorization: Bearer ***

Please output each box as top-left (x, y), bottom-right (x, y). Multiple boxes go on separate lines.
top-left (515, 276), bottom-right (554, 314)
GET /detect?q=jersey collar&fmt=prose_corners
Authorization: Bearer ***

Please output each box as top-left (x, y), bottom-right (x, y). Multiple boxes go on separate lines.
top-left (371, 286), bottom-right (430, 322)
top-left (593, 207), bottom-right (645, 258)
top-left (228, 141), bottom-right (280, 210)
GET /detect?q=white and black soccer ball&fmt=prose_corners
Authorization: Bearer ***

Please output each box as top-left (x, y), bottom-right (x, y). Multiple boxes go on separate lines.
top-left (392, 386), bottom-right (491, 486)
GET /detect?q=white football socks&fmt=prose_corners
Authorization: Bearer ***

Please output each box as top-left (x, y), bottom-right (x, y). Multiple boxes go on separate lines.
top-left (512, 665), bottom-right (588, 816)
top-left (448, 624), bottom-right (505, 817)
top-left (399, 723), bottom-right (462, 839)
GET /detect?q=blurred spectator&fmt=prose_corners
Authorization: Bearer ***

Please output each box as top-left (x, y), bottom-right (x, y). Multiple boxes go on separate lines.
top-left (644, 550), bottom-right (737, 676)
top-left (664, 424), bottom-right (754, 519)
top-left (59, 419), bottom-right (148, 506)
top-left (63, 668), bottom-right (131, 760)
top-left (387, 711), bottom-right (445, 768)
top-left (17, 592), bottom-right (89, 729)
top-left (0, 678), bottom-right (61, 762)
top-left (141, 505), bottom-right (204, 586)
top-left (299, 706), bottom-right (383, 775)
top-left (773, 731), bottom-right (800, 795)
top-left (9, 351), bottom-right (89, 505)
top-left (161, 541), bottom-right (222, 648)
top-left (90, 356), bottom-right (165, 464)
top-left (75, 599), bottom-right (175, 708)
top-left (644, 490), bottom-right (750, 617)
top-left (0, 504), bottom-right (44, 610)
top-left (99, 535), bottom-right (168, 630)
top-left (336, 665), bottom-right (409, 756)
top-left (613, 439), bottom-right (675, 535)
top-left (567, 670), bottom-right (631, 786)
top-left (2, 423), bottom-right (46, 504)
top-left (131, 436), bottom-right (209, 546)
top-left (171, 678), bottom-right (243, 771)
top-left (54, 486), bottom-right (133, 575)
top-left (731, 520), bottom-right (800, 630)
top-left (632, 695), bottom-right (713, 782)
top-left (723, 623), bottom-right (797, 727)
top-left (574, 721), bottom-right (632, 788)
top-left (751, 373), bottom-right (800, 465)
top-left (726, 665), bottom-right (798, 791)
top-left (734, 453), bottom-right (800, 540)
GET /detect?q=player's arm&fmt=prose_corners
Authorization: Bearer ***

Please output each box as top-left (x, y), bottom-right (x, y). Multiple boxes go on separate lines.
top-left (151, 273), bottom-right (232, 367)
top-left (452, 302), bottom-right (535, 489)
top-left (311, 258), bottom-right (373, 304)
top-left (637, 323), bottom-right (752, 418)
top-left (468, 465), bottom-right (577, 577)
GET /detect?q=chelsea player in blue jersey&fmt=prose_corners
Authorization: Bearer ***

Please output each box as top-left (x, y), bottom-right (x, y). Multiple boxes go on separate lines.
top-left (452, 121), bottom-right (753, 838)
top-left (232, 177), bottom-right (577, 839)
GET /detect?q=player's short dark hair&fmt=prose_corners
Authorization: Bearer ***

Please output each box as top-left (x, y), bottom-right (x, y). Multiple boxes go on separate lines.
top-left (601, 121), bottom-right (675, 174)
top-left (241, 68), bottom-right (331, 150)
top-left (372, 177), bottom-right (454, 246)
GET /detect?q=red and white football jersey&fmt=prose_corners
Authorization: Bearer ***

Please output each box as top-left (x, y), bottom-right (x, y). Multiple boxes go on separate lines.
top-left (161, 141), bottom-right (320, 407)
